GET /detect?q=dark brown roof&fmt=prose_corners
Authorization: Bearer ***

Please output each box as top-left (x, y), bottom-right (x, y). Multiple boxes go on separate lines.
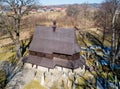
top-left (29, 26), bottom-right (80, 55)
top-left (25, 26), bottom-right (84, 69)
top-left (23, 55), bottom-right (85, 69)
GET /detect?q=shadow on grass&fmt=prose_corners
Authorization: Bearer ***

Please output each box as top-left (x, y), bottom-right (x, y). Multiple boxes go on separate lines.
top-left (1, 55), bottom-right (24, 88)
top-left (67, 69), bottom-right (97, 89)
top-left (21, 36), bottom-right (33, 57)
top-left (86, 32), bottom-right (103, 47)
top-left (0, 70), bottom-right (6, 89)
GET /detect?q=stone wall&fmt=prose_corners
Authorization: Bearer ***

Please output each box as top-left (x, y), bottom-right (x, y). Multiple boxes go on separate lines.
top-left (5, 62), bottom-right (86, 89)
top-left (24, 62), bottom-right (86, 89)
top-left (24, 63), bottom-right (85, 75)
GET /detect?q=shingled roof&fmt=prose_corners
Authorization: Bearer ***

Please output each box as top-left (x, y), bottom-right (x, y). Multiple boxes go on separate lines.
top-left (29, 26), bottom-right (80, 55)
top-left (24, 26), bottom-right (84, 69)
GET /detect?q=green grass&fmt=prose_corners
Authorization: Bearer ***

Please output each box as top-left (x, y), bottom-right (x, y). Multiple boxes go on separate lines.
top-left (0, 52), bottom-right (15, 61)
top-left (51, 80), bottom-right (70, 89)
top-left (0, 70), bottom-right (6, 88)
top-left (0, 45), bottom-right (16, 62)
top-left (78, 77), bottom-right (86, 85)
top-left (0, 45), bottom-right (18, 65)
top-left (0, 38), bottom-right (31, 62)
top-left (78, 29), bottom-right (112, 47)
top-left (76, 71), bottom-right (96, 89)
top-left (24, 80), bottom-right (47, 89)
top-left (0, 45), bottom-right (15, 51)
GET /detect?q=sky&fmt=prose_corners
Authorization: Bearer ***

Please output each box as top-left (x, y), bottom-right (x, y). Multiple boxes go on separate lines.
top-left (41, 0), bottom-right (103, 5)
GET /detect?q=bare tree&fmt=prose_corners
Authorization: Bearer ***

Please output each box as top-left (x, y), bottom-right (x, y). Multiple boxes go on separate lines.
top-left (94, 1), bottom-right (113, 45)
top-left (105, 0), bottom-right (120, 71)
top-left (94, 1), bottom-right (120, 88)
top-left (94, 0), bottom-right (120, 56)
top-left (0, 0), bottom-right (37, 59)
top-left (66, 5), bottom-right (79, 17)
top-left (66, 4), bottom-right (80, 27)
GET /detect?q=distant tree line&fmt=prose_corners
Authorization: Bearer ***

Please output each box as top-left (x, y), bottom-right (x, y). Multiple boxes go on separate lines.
top-left (66, 3), bottom-right (95, 28)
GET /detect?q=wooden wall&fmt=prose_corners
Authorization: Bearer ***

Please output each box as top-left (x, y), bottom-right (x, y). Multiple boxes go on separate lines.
top-left (29, 50), bottom-right (80, 60)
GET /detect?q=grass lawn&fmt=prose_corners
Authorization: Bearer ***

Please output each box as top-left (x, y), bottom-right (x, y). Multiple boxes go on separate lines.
top-left (24, 80), bottom-right (47, 89)
top-left (78, 28), bottom-right (112, 47)
top-left (0, 52), bottom-right (15, 61)
top-left (0, 70), bottom-right (6, 88)
top-left (0, 45), bottom-right (16, 62)
top-left (0, 38), bottom-right (31, 62)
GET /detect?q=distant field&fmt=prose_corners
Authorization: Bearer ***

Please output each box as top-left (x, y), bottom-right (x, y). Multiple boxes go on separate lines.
top-left (24, 11), bottom-right (94, 29)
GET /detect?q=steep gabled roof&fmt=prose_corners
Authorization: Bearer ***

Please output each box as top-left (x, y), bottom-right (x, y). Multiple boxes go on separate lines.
top-left (29, 26), bottom-right (80, 55)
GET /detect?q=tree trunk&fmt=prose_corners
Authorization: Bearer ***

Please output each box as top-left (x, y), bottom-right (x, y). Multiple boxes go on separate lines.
top-left (114, 32), bottom-right (120, 68)
top-left (102, 27), bottom-right (106, 45)
top-left (111, 11), bottom-right (117, 70)
top-left (15, 18), bottom-right (21, 60)
top-left (115, 32), bottom-right (120, 56)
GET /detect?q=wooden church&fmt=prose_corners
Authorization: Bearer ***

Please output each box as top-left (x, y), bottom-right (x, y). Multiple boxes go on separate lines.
top-left (23, 22), bottom-right (84, 71)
